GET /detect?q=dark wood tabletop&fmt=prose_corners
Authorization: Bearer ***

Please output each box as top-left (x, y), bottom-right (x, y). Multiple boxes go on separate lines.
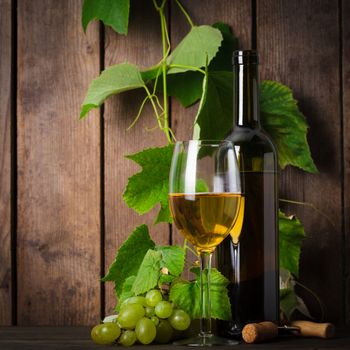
top-left (0, 327), bottom-right (349, 350)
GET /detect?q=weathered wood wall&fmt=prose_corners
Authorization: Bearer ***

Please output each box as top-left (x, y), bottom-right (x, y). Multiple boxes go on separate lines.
top-left (0, 0), bottom-right (348, 325)
top-left (258, 0), bottom-right (343, 324)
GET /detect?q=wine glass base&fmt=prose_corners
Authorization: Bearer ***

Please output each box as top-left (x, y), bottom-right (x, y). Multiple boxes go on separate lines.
top-left (226, 323), bottom-right (243, 338)
top-left (173, 334), bottom-right (239, 347)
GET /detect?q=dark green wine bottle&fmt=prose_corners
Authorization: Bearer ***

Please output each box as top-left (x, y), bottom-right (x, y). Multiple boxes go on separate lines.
top-left (217, 50), bottom-right (279, 337)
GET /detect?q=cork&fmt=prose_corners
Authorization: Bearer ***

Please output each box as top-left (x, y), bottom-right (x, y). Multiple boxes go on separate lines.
top-left (242, 321), bottom-right (278, 344)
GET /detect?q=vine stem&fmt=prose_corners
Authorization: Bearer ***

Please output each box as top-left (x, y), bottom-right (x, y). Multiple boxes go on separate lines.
top-left (152, 0), bottom-right (163, 11)
top-left (127, 95), bottom-right (150, 130)
top-left (294, 281), bottom-right (325, 321)
top-left (152, 65), bottom-right (163, 96)
top-left (160, 11), bottom-right (171, 144)
top-left (143, 85), bottom-right (164, 131)
top-left (183, 239), bottom-right (198, 257)
top-left (183, 238), bottom-right (188, 252)
top-left (151, 0), bottom-right (173, 144)
top-left (279, 198), bottom-right (335, 227)
top-left (175, 0), bottom-right (194, 27)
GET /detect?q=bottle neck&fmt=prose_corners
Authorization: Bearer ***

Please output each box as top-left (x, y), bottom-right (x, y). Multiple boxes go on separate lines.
top-left (233, 63), bottom-right (260, 128)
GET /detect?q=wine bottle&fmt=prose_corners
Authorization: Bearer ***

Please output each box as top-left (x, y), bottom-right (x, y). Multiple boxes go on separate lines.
top-left (217, 50), bottom-right (279, 337)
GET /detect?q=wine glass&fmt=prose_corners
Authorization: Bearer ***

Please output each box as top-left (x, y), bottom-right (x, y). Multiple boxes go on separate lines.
top-left (168, 140), bottom-right (244, 346)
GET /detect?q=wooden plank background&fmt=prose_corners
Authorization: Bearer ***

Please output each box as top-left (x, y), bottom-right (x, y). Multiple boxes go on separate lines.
top-left (0, 0), bottom-right (348, 326)
top-left (342, 0), bottom-right (350, 325)
top-left (258, 0), bottom-right (343, 324)
top-left (16, 0), bottom-right (101, 325)
top-left (0, 0), bottom-right (12, 325)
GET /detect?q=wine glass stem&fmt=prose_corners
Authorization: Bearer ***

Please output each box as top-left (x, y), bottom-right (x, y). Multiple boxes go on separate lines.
top-left (232, 242), bottom-right (240, 330)
top-left (199, 251), bottom-right (212, 337)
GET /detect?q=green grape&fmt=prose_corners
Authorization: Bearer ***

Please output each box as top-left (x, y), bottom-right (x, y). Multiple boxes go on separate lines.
top-left (151, 316), bottom-right (159, 326)
top-left (155, 320), bottom-right (173, 344)
top-left (145, 306), bottom-right (155, 317)
top-left (122, 296), bottom-right (147, 308)
top-left (155, 300), bottom-right (173, 319)
top-left (91, 323), bottom-right (121, 345)
top-left (145, 289), bottom-right (163, 307)
top-left (118, 330), bottom-right (137, 347)
top-left (118, 303), bottom-right (145, 329)
top-left (168, 309), bottom-right (191, 331)
top-left (135, 317), bottom-right (157, 344)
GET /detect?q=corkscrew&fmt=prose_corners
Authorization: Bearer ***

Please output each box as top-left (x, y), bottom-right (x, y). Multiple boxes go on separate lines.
top-left (242, 320), bottom-right (335, 344)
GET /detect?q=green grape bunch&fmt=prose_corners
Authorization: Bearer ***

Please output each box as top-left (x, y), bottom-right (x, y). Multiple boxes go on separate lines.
top-left (91, 289), bottom-right (191, 346)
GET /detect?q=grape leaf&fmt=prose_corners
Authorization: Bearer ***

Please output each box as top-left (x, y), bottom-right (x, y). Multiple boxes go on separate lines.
top-left (123, 145), bottom-right (174, 224)
top-left (165, 72), bottom-right (204, 107)
top-left (279, 269), bottom-right (312, 320)
top-left (155, 203), bottom-right (172, 225)
top-left (196, 179), bottom-right (209, 192)
top-left (82, 0), bottom-right (130, 35)
top-left (279, 210), bottom-right (305, 277)
top-left (115, 275), bottom-right (136, 311)
top-left (167, 25), bottom-right (223, 74)
top-left (80, 63), bottom-right (145, 118)
top-left (140, 23), bottom-right (234, 108)
top-left (132, 249), bottom-right (162, 295)
top-left (280, 288), bottom-right (313, 320)
top-left (102, 224), bottom-right (155, 297)
top-left (141, 65), bottom-right (162, 83)
top-left (169, 268), bottom-right (231, 320)
top-left (170, 280), bottom-right (200, 319)
top-left (164, 23), bottom-right (237, 107)
top-left (193, 71), bottom-right (233, 140)
top-left (279, 269), bottom-right (297, 320)
top-left (280, 267), bottom-right (294, 290)
top-left (280, 288), bottom-right (298, 320)
top-left (156, 245), bottom-right (185, 277)
top-left (295, 295), bottom-right (313, 319)
top-left (192, 72), bottom-right (317, 172)
top-left (261, 80), bottom-right (318, 173)
top-left (209, 22), bottom-right (238, 71)
top-left (159, 274), bottom-right (176, 284)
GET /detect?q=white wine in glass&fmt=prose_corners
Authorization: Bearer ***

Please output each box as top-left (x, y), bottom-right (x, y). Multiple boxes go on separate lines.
top-left (168, 140), bottom-right (245, 346)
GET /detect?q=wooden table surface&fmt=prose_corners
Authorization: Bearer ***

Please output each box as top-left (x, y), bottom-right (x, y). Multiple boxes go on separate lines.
top-left (0, 327), bottom-right (349, 350)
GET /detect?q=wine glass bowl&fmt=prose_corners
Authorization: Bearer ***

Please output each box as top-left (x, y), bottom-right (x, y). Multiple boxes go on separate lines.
top-left (169, 192), bottom-right (242, 254)
top-left (168, 140), bottom-right (244, 346)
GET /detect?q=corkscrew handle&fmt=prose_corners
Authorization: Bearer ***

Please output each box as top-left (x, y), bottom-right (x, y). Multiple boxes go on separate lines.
top-left (290, 320), bottom-right (335, 339)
